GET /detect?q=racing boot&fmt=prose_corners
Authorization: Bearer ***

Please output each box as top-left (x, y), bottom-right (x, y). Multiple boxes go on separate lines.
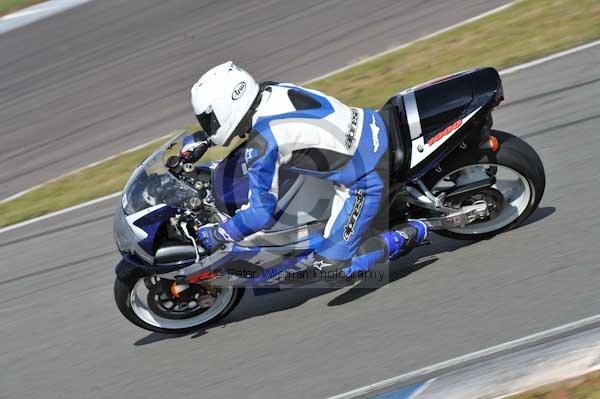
top-left (381, 220), bottom-right (429, 260)
top-left (343, 220), bottom-right (429, 275)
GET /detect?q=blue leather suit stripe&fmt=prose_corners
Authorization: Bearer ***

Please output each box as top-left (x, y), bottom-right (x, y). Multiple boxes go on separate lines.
top-left (220, 129), bottom-right (279, 241)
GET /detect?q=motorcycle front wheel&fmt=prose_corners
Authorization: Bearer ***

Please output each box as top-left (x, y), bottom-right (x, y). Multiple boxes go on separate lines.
top-left (114, 274), bottom-right (244, 334)
top-left (424, 130), bottom-right (546, 240)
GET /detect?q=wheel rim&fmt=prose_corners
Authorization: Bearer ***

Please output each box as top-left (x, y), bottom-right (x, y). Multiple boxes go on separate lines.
top-left (433, 164), bottom-right (533, 234)
top-left (129, 278), bottom-right (234, 330)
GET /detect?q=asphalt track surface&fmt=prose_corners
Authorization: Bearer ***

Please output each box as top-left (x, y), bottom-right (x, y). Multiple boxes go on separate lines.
top-left (1, 42), bottom-right (600, 398)
top-left (2, 4), bottom-right (600, 399)
top-left (0, 0), bottom-right (510, 199)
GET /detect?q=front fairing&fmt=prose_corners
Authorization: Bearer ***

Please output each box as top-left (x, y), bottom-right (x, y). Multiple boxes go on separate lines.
top-left (113, 202), bottom-right (178, 265)
top-left (114, 131), bottom-right (201, 263)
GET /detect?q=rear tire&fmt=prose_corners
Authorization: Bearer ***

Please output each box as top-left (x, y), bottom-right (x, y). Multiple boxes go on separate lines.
top-left (114, 274), bottom-right (244, 334)
top-left (425, 130), bottom-right (545, 240)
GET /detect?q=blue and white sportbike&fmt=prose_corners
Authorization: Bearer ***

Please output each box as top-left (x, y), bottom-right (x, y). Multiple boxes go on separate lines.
top-left (113, 68), bottom-right (545, 333)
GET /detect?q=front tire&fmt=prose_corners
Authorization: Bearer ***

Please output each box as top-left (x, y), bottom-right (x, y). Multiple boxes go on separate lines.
top-left (114, 274), bottom-right (244, 334)
top-left (425, 130), bottom-right (545, 240)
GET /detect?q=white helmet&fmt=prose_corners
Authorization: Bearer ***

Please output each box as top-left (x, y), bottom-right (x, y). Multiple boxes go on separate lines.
top-left (190, 61), bottom-right (260, 146)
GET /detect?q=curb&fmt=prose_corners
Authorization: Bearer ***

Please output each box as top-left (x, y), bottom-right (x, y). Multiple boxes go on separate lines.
top-left (328, 314), bottom-right (600, 398)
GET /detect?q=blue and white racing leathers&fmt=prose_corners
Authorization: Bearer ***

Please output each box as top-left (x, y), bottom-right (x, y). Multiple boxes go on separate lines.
top-left (217, 83), bottom-right (390, 266)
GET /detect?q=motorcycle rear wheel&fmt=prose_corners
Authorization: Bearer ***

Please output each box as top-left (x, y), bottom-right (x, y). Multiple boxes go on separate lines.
top-left (114, 275), bottom-right (244, 334)
top-left (425, 130), bottom-right (545, 240)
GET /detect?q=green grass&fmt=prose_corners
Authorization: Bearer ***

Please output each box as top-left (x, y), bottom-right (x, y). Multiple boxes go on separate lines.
top-left (308, 0), bottom-right (600, 108)
top-left (2, 0), bottom-right (600, 228)
top-left (0, 131), bottom-right (232, 227)
top-left (509, 371), bottom-right (600, 399)
top-left (0, 0), bottom-right (47, 16)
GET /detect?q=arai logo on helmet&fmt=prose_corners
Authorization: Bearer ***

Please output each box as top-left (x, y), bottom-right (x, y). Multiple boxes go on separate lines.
top-left (232, 82), bottom-right (246, 100)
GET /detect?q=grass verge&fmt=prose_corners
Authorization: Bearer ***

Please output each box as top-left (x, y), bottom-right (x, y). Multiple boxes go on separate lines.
top-left (2, 0), bottom-right (600, 228)
top-left (309, 0), bottom-right (600, 107)
top-left (0, 132), bottom-right (232, 227)
top-left (0, 0), bottom-right (47, 17)
top-left (509, 370), bottom-right (600, 399)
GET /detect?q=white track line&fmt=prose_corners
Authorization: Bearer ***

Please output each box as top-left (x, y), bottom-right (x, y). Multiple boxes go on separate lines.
top-left (326, 314), bottom-right (600, 399)
top-left (0, 192), bottom-right (122, 235)
top-left (3, 10), bottom-right (600, 234)
top-left (304, 1), bottom-right (521, 84)
top-left (0, 132), bottom-right (177, 204)
top-left (500, 39), bottom-right (600, 75)
top-left (0, 0), bottom-right (94, 35)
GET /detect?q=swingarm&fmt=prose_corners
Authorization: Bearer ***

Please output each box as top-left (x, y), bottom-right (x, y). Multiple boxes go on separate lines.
top-left (399, 179), bottom-right (491, 231)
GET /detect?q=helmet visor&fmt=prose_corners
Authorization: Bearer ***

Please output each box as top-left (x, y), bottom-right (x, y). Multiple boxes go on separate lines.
top-left (196, 111), bottom-right (221, 137)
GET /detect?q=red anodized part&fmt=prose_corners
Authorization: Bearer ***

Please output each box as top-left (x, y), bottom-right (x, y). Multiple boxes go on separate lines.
top-left (187, 270), bottom-right (217, 284)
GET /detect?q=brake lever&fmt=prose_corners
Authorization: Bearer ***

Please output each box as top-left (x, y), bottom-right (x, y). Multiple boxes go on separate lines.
top-left (180, 221), bottom-right (204, 262)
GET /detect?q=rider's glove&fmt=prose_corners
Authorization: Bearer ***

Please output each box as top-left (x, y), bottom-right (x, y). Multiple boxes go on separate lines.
top-left (181, 131), bottom-right (210, 162)
top-left (196, 224), bottom-right (234, 253)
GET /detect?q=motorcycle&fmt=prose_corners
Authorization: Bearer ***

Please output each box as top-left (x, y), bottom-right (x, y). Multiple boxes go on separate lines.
top-left (113, 67), bottom-right (545, 333)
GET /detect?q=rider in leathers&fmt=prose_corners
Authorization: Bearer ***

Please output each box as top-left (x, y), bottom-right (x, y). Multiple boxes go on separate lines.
top-left (182, 62), bottom-right (428, 277)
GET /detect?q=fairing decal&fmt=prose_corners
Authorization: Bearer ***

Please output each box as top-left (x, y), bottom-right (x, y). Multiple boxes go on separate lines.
top-left (409, 106), bottom-right (482, 168)
top-left (125, 204), bottom-right (167, 240)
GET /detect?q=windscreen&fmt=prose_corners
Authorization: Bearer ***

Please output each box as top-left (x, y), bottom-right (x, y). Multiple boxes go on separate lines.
top-left (121, 130), bottom-right (200, 215)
